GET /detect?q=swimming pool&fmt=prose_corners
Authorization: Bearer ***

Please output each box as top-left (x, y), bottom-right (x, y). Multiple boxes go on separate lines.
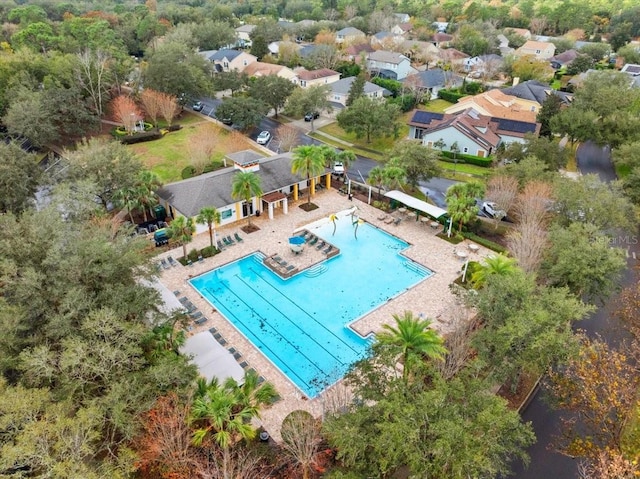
top-left (189, 215), bottom-right (433, 397)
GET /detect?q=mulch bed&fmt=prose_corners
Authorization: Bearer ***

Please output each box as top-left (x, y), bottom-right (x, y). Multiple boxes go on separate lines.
top-left (241, 224), bottom-right (261, 233)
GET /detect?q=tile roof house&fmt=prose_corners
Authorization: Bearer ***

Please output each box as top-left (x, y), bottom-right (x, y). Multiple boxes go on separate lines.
top-left (407, 108), bottom-right (540, 158)
top-left (432, 32), bottom-right (453, 48)
top-left (463, 53), bottom-right (504, 73)
top-left (444, 88), bottom-right (540, 122)
top-left (515, 40), bottom-right (556, 60)
top-left (437, 48), bottom-right (470, 67)
top-left (502, 80), bottom-right (573, 106)
top-left (156, 151), bottom-right (327, 225)
top-left (550, 49), bottom-right (579, 69)
top-left (342, 43), bottom-right (375, 62)
top-left (504, 27), bottom-right (532, 40)
top-left (366, 50), bottom-right (417, 80)
top-left (327, 76), bottom-right (390, 107)
top-left (402, 68), bottom-right (464, 99)
top-left (206, 49), bottom-right (257, 73)
top-left (294, 68), bottom-right (341, 88)
top-left (243, 62), bottom-right (299, 84)
top-left (391, 22), bottom-right (413, 36)
top-left (401, 40), bottom-right (440, 61)
top-left (335, 27), bottom-right (366, 45)
top-left (394, 13), bottom-right (410, 23)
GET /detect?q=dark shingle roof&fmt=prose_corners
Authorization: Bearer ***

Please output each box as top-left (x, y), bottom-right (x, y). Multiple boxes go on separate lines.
top-left (210, 49), bottom-right (242, 62)
top-left (404, 68), bottom-right (462, 88)
top-left (492, 118), bottom-right (538, 134)
top-left (156, 153), bottom-right (303, 217)
top-left (410, 110), bottom-right (444, 125)
top-left (501, 80), bottom-right (573, 105)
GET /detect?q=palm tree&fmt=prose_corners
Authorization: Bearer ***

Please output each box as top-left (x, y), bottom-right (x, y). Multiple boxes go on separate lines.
top-left (445, 182), bottom-right (484, 232)
top-left (377, 311), bottom-right (446, 383)
top-left (113, 186), bottom-right (139, 224)
top-left (231, 171), bottom-right (263, 227)
top-left (167, 216), bottom-right (194, 259)
top-left (382, 165), bottom-right (406, 192)
top-left (337, 149), bottom-right (357, 179)
top-left (367, 165), bottom-right (386, 200)
top-left (191, 371), bottom-right (278, 479)
top-left (292, 145), bottom-right (326, 206)
top-left (329, 213), bottom-right (338, 235)
top-left (197, 206), bottom-right (221, 249)
top-left (136, 171), bottom-right (162, 222)
top-left (471, 254), bottom-right (518, 287)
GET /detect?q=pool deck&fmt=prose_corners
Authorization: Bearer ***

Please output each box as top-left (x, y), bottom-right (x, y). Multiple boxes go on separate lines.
top-left (154, 190), bottom-right (492, 441)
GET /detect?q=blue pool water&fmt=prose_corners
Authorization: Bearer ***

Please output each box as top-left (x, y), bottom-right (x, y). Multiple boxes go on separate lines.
top-left (189, 218), bottom-right (432, 397)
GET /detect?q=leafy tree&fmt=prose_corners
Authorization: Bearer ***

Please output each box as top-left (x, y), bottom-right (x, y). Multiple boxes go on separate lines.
top-left (566, 53), bottom-right (594, 75)
top-left (579, 42), bottom-right (611, 61)
top-left (503, 155), bottom-right (557, 187)
top-left (616, 44), bottom-right (640, 65)
top-left (214, 96), bottom-right (269, 131)
top-left (291, 145), bottom-right (326, 206)
top-left (547, 336), bottom-right (640, 458)
top-left (382, 165), bottom-right (406, 192)
top-left (387, 140), bottom-right (440, 188)
top-left (111, 94), bottom-right (143, 135)
top-left (550, 37), bottom-right (575, 54)
top-left (345, 72), bottom-right (365, 107)
top-left (505, 54), bottom-right (555, 82)
top-left (197, 206), bottom-right (221, 249)
top-left (193, 20), bottom-right (236, 50)
top-left (3, 89), bottom-right (57, 147)
top-left (503, 28), bottom-right (528, 48)
top-left (11, 21), bottom-right (59, 53)
top-left (281, 410), bottom-right (323, 479)
top-left (231, 171), bottom-right (263, 227)
top-left (537, 94), bottom-right (563, 137)
top-left (621, 167), bottom-right (640, 205)
top-left (376, 311), bottom-right (446, 383)
top-left (249, 19), bottom-right (284, 54)
top-left (541, 222), bottom-right (626, 302)
top-left (285, 85), bottom-right (331, 132)
top-left (63, 137), bottom-right (143, 210)
top-left (168, 216), bottom-right (195, 260)
top-left (550, 106), bottom-right (599, 145)
top-left (0, 141), bottom-right (41, 214)
top-left (454, 23), bottom-right (494, 56)
top-left (572, 70), bottom-right (640, 120)
top-left (143, 40), bottom-right (212, 102)
top-left (213, 70), bottom-right (249, 97)
top-left (304, 44), bottom-right (341, 70)
top-left (470, 254), bottom-right (518, 287)
top-left (337, 97), bottom-right (401, 143)
top-left (248, 75), bottom-right (295, 118)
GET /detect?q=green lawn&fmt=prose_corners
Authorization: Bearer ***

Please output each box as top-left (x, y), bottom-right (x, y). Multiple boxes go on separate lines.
top-left (422, 99), bottom-right (454, 113)
top-left (318, 120), bottom-right (409, 154)
top-left (129, 115), bottom-right (260, 183)
top-left (437, 160), bottom-right (491, 178)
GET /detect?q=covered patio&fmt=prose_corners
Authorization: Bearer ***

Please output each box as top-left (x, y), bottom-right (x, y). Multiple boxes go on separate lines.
top-left (261, 191), bottom-right (289, 219)
top-left (384, 190), bottom-right (447, 221)
top-left (180, 331), bottom-right (245, 384)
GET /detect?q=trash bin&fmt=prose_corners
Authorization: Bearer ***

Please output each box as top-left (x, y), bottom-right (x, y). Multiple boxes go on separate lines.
top-left (154, 205), bottom-right (167, 221)
top-left (154, 228), bottom-right (169, 247)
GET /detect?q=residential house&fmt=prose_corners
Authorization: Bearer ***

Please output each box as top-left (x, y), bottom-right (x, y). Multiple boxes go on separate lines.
top-left (497, 34), bottom-right (513, 55)
top-left (433, 21), bottom-right (449, 33)
top-left (366, 50), bottom-right (416, 80)
top-left (444, 89), bottom-right (539, 123)
top-left (235, 24), bottom-right (255, 48)
top-left (207, 49), bottom-right (257, 73)
top-left (156, 151), bottom-right (332, 227)
top-left (343, 43), bottom-right (375, 62)
top-left (550, 49), bottom-right (578, 69)
top-left (621, 63), bottom-right (640, 88)
top-left (295, 68), bottom-right (341, 88)
top-left (243, 62), bottom-right (299, 84)
top-left (391, 22), bottom-right (413, 36)
top-left (437, 48), bottom-right (470, 70)
top-left (327, 76), bottom-right (390, 107)
top-left (515, 40), bottom-right (556, 60)
top-left (504, 27), bottom-right (532, 40)
top-left (407, 108), bottom-right (540, 157)
top-left (502, 79), bottom-right (573, 106)
top-left (394, 13), bottom-right (410, 23)
top-left (400, 40), bottom-right (440, 65)
top-left (567, 68), bottom-right (598, 88)
top-left (463, 53), bottom-right (504, 73)
top-left (335, 27), bottom-right (366, 46)
top-left (267, 40), bottom-right (301, 58)
top-left (431, 32), bottom-right (453, 48)
top-left (371, 31), bottom-right (404, 49)
top-left (298, 44), bottom-right (320, 59)
top-left (402, 68), bottom-right (463, 99)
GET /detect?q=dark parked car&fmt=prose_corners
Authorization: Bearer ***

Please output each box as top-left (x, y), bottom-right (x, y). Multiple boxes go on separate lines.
top-left (192, 101), bottom-right (204, 112)
top-left (304, 111), bottom-right (320, 121)
top-left (217, 115), bottom-right (233, 125)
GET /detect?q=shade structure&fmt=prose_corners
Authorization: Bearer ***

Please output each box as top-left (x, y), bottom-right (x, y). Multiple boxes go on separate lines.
top-left (289, 235), bottom-right (305, 253)
top-left (180, 331), bottom-right (245, 384)
top-left (384, 190), bottom-right (448, 219)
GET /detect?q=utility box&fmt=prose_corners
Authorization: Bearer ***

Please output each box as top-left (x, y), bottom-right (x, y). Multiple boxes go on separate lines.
top-left (154, 205), bottom-right (167, 221)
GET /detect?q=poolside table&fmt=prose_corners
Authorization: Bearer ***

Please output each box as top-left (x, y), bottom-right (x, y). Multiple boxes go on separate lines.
top-left (468, 244), bottom-right (480, 252)
top-left (398, 207), bottom-right (407, 214)
top-left (420, 217), bottom-right (429, 226)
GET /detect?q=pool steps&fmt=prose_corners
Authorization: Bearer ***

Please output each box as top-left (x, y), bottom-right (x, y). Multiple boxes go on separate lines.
top-left (403, 261), bottom-right (432, 277)
top-left (305, 264), bottom-right (328, 277)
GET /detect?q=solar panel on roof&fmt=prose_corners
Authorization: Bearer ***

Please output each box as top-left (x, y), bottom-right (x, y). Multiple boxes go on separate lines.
top-left (495, 118), bottom-right (537, 134)
top-left (411, 111), bottom-right (444, 124)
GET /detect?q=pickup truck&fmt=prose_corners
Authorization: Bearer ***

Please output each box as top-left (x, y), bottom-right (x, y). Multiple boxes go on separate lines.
top-left (482, 201), bottom-right (506, 219)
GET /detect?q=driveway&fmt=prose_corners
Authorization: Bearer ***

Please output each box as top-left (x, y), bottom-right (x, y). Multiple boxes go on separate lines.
top-left (576, 141), bottom-right (616, 181)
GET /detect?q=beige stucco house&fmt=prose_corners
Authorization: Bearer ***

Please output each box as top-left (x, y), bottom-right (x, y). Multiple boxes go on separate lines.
top-left (515, 40), bottom-right (556, 60)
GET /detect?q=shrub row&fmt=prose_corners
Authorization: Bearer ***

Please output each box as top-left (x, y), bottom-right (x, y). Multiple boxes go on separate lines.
top-left (178, 245), bottom-right (219, 265)
top-left (118, 129), bottom-right (163, 144)
top-left (440, 150), bottom-right (493, 167)
top-left (461, 231), bottom-right (507, 253)
top-left (438, 89), bottom-right (466, 103)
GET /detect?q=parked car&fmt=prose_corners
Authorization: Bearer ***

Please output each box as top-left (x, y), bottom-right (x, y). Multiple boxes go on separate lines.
top-left (332, 161), bottom-right (345, 175)
top-left (256, 131), bottom-right (271, 145)
top-left (192, 101), bottom-right (204, 112)
top-left (482, 201), bottom-right (506, 219)
top-left (217, 115), bottom-right (232, 125)
top-left (304, 111), bottom-right (320, 121)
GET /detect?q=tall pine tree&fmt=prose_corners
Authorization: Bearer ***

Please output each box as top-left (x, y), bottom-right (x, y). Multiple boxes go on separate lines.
top-left (346, 73), bottom-right (366, 106)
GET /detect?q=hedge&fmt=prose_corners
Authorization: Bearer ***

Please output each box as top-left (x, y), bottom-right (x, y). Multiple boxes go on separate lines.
top-left (440, 150), bottom-right (493, 167)
top-left (118, 129), bottom-right (163, 144)
top-left (437, 89), bottom-right (466, 103)
top-left (461, 231), bottom-right (507, 253)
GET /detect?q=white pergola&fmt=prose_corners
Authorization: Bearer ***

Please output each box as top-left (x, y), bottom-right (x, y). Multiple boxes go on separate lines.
top-left (384, 190), bottom-right (447, 219)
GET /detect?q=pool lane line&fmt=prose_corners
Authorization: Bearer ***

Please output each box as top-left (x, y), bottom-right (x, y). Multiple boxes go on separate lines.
top-left (246, 265), bottom-right (362, 356)
top-left (220, 278), bottom-right (348, 367)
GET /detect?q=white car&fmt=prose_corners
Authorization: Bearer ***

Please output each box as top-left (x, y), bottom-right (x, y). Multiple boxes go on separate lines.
top-left (332, 162), bottom-right (345, 175)
top-left (482, 201), bottom-right (506, 219)
top-left (256, 131), bottom-right (271, 145)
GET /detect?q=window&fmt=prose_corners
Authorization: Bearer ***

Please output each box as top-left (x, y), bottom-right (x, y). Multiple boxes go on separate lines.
top-left (221, 209), bottom-right (233, 220)
top-left (243, 60), bottom-right (248, 65)
top-left (300, 80), bottom-right (307, 87)
top-left (535, 49), bottom-right (541, 54)
top-left (414, 128), bottom-right (425, 140)
top-left (334, 95), bottom-right (340, 100)
top-left (223, 61), bottom-right (229, 68)
top-left (463, 146), bottom-right (469, 153)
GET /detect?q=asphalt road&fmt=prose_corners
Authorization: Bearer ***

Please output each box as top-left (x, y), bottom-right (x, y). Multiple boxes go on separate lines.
top-left (510, 142), bottom-right (638, 479)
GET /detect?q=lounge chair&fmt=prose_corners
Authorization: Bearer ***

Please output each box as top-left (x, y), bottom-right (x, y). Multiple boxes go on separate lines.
top-left (393, 217), bottom-right (402, 225)
top-left (217, 240), bottom-right (225, 251)
top-left (323, 245), bottom-right (333, 255)
top-left (285, 265), bottom-right (295, 272)
top-left (272, 255), bottom-right (282, 263)
top-left (309, 236), bottom-right (318, 246)
top-left (198, 255), bottom-right (203, 263)
top-left (178, 297), bottom-right (188, 304)
top-left (222, 237), bottom-right (231, 247)
top-left (190, 311), bottom-right (203, 320)
top-left (316, 240), bottom-right (326, 250)
top-left (226, 235), bottom-right (235, 245)
top-left (209, 327), bottom-right (217, 334)
top-left (234, 232), bottom-right (243, 243)
top-left (377, 213), bottom-right (387, 221)
top-left (168, 256), bottom-right (178, 267)
top-left (279, 260), bottom-right (288, 267)
top-left (239, 361), bottom-right (249, 369)
top-left (194, 316), bottom-right (208, 325)
top-left (160, 258), bottom-right (170, 269)
top-left (232, 351), bottom-right (242, 360)
top-left (384, 216), bottom-right (395, 224)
